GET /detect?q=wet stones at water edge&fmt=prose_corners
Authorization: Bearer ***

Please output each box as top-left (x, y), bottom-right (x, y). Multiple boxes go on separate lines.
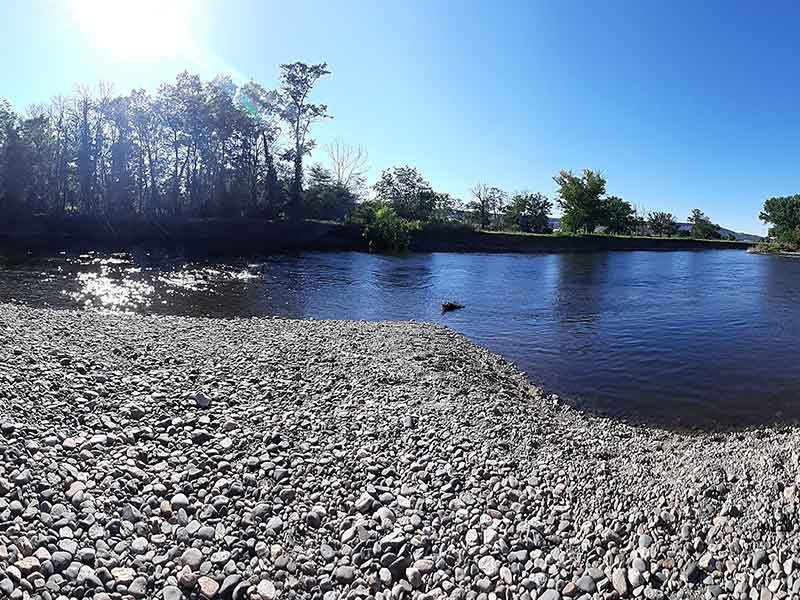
top-left (1, 303), bottom-right (800, 600)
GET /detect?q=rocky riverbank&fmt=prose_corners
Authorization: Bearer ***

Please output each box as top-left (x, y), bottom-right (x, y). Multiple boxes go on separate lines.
top-left (0, 304), bottom-right (799, 600)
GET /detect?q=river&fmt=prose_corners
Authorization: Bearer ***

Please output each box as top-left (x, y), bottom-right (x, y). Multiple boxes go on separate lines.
top-left (1, 249), bottom-right (797, 424)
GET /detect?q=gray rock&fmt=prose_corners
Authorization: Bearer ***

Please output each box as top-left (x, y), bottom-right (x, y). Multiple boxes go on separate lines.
top-left (219, 574), bottom-right (242, 598)
top-left (576, 575), bottom-right (596, 594)
top-left (163, 585), bottom-right (183, 600)
top-left (612, 568), bottom-right (629, 596)
top-left (194, 391), bottom-right (211, 408)
top-left (478, 555), bottom-right (499, 577)
top-left (334, 566), bottom-right (355, 584)
top-left (129, 576), bottom-right (148, 598)
top-left (181, 548), bottom-right (203, 571)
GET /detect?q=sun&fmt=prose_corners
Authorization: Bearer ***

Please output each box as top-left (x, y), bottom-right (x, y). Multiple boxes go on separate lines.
top-left (71, 0), bottom-right (195, 61)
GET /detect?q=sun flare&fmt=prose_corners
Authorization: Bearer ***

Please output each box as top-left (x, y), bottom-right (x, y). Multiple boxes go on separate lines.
top-left (71, 0), bottom-right (195, 61)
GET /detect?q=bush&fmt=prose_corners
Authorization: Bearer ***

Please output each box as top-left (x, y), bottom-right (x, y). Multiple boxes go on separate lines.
top-left (362, 206), bottom-right (419, 252)
top-left (753, 240), bottom-right (800, 254)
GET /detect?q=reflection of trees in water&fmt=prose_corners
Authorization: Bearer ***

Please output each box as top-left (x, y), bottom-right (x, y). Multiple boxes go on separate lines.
top-left (235, 253), bottom-right (439, 321)
top-left (760, 255), bottom-right (800, 338)
top-left (554, 252), bottom-right (610, 330)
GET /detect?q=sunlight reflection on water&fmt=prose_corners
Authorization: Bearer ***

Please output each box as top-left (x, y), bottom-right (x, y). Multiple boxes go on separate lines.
top-left (58, 254), bottom-right (262, 312)
top-left (66, 269), bottom-right (155, 312)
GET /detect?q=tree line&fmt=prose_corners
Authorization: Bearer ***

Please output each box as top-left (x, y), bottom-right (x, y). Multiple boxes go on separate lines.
top-left (0, 66), bottom-right (735, 249)
top-left (0, 63), bottom-right (363, 222)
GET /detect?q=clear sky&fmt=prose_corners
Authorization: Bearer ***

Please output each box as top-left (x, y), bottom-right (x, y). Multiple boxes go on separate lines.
top-left (2, 0), bottom-right (799, 234)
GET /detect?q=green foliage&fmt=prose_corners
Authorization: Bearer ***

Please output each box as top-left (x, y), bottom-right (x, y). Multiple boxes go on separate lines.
top-left (553, 169), bottom-right (607, 233)
top-left (428, 192), bottom-right (456, 224)
top-left (753, 239), bottom-right (800, 253)
top-left (303, 164), bottom-right (357, 222)
top-left (603, 196), bottom-right (636, 235)
top-left (687, 208), bottom-right (721, 239)
top-left (503, 192), bottom-right (552, 233)
top-left (648, 211), bottom-right (679, 237)
top-left (760, 194), bottom-right (800, 244)
top-left (373, 166), bottom-right (437, 221)
top-left (362, 205), bottom-right (418, 252)
top-left (278, 62), bottom-right (331, 219)
top-left (349, 200), bottom-right (382, 226)
top-left (467, 183), bottom-right (506, 229)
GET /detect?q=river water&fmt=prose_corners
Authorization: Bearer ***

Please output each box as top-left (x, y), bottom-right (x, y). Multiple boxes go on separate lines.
top-left (1, 249), bottom-right (797, 424)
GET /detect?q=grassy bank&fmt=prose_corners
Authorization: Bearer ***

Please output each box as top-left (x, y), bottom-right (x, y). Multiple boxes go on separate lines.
top-left (0, 215), bottom-right (754, 255)
top-left (412, 224), bottom-right (753, 253)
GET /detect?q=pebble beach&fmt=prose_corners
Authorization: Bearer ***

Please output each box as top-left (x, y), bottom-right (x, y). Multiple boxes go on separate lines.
top-left (1, 303), bottom-right (799, 600)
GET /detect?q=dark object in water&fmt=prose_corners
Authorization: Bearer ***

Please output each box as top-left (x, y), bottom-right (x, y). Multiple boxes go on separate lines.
top-left (441, 302), bottom-right (464, 312)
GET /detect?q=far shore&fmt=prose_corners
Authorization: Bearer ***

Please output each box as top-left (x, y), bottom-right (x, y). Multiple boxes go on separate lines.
top-left (0, 215), bottom-right (754, 256)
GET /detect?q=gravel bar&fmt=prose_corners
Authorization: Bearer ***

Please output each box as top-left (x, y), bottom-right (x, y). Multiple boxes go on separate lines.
top-left (0, 303), bottom-right (799, 600)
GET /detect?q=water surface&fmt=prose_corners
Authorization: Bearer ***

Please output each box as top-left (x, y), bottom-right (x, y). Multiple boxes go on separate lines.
top-left (1, 249), bottom-right (798, 424)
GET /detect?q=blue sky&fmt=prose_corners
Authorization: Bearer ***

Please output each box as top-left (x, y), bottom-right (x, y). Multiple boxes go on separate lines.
top-left (3, 0), bottom-right (799, 234)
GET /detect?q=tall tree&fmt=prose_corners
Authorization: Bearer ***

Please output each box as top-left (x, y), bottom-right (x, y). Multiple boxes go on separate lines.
top-left (603, 196), bottom-right (636, 235)
top-left (326, 139), bottom-right (368, 196)
top-left (760, 194), bottom-right (800, 244)
top-left (468, 183), bottom-right (506, 230)
top-left (503, 192), bottom-right (552, 233)
top-left (278, 62), bottom-right (331, 220)
top-left (553, 169), bottom-right (607, 234)
top-left (304, 163), bottom-right (357, 222)
top-left (647, 211), bottom-right (678, 237)
top-left (238, 81), bottom-right (283, 217)
top-left (0, 119), bottom-right (29, 215)
top-left (429, 192), bottom-right (456, 224)
top-left (688, 208), bottom-right (721, 239)
top-left (374, 166), bottom-right (437, 221)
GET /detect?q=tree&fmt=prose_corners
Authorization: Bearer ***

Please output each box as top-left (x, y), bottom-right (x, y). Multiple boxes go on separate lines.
top-left (631, 204), bottom-right (648, 236)
top-left (603, 196), bottom-right (636, 235)
top-left (760, 195), bottom-right (800, 244)
top-left (237, 80), bottom-right (283, 217)
top-left (373, 166), bottom-right (437, 221)
top-left (0, 119), bottom-right (30, 215)
top-left (278, 62), bottom-right (331, 220)
top-left (304, 163), bottom-right (357, 222)
top-left (688, 208), bottom-right (721, 239)
top-left (503, 192), bottom-right (552, 233)
top-left (467, 183), bottom-right (505, 229)
top-left (429, 192), bottom-right (456, 224)
top-left (325, 139), bottom-right (368, 196)
top-left (553, 169), bottom-right (606, 233)
top-left (647, 211), bottom-right (678, 237)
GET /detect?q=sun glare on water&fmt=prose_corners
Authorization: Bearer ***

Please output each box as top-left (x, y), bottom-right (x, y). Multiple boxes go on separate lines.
top-left (71, 0), bottom-right (196, 61)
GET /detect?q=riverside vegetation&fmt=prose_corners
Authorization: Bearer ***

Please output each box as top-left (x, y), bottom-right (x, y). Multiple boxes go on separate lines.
top-left (0, 63), bottom-right (765, 253)
top-left (3, 304), bottom-right (800, 600)
top-left (752, 195), bottom-right (800, 254)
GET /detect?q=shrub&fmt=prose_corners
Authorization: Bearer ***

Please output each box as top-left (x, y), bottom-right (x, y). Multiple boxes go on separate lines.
top-left (362, 206), bottom-right (418, 252)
